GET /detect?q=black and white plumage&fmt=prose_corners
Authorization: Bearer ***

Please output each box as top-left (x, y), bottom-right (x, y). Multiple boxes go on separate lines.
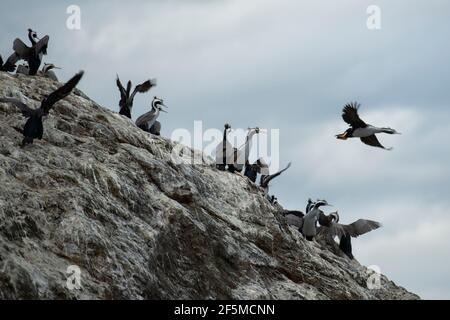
top-left (135, 97), bottom-right (167, 136)
top-left (215, 123), bottom-right (233, 171)
top-left (15, 63), bottom-right (60, 81)
top-left (0, 71), bottom-right (84, 146)
top-left (13, 29), bottom-right (49, 76)
top-left (41, 63), bottom-right (61, 81)
top-left (301, 200), bottom-right (332, 241)
top-left (336, 102), bottom-right (400, 150)
top-left (116, 75), bottom-right (156, 118)
top-left (317, 211), bottom-right (382, 259)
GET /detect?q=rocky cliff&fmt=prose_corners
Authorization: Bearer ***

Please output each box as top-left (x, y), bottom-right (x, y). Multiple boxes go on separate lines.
top-left (0, 72), bottom-right (418, 300)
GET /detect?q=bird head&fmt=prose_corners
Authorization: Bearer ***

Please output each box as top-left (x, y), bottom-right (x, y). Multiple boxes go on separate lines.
top-left (336, 128), bottom-right (351, 140)
top-left (28, 29), bottom-right (40, 41)
top-left (314, 199), bottom-right (332, 209)
top-left (152, 97), bottom-right (168, 113)
top-left (43, 63), bottom-right (61, 72)
top-left (224, 123), bottom-right (231, 130)
top-left (330, 211), bottom-right (340, 223)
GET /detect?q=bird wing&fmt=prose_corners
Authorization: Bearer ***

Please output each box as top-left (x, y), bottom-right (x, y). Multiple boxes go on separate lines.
top-left (284, 214), bottom-right (304, 229)
top-left (130, 79), bottom-right (156, 101)
top-left (34, 35), bottom-right (49, 55)
top-left (330, 219), bottom-right (382, 238)
top-left (116, 76), bottom-right (127, 101)
top-left (360, 135), bottom-right (390, 150)
top-left (13, 39), bottom-right (32, 59)
top-left (40, 71), bottom-right (84, 114)
top-left (260, 162), bottom-right (292, 188)
top-left (0, 98), bottom-right (34, 117)
top-left (342, 102), bottom-right (367, 128)
top-left (135, 111), bottom-right (155, 127)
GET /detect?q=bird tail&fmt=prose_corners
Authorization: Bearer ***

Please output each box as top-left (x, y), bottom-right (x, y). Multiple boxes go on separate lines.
top-left (381, 128), bottom-right (401, 135)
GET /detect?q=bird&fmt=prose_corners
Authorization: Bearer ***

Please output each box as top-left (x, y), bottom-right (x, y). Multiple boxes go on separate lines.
top-left (116, 75), bottom-right (156, 118)
top-left (260, 161), bottom-right (292, 203)
top-left (41, 63), bottom-right (61, 81)
top-left (135, 97), bottom-right (167, 136)
top-left (230, 128), bottom-right (260, 173)
top-left (283, 210), bottom-right (305, 231)
top-left (0, 71), bottom-right (84, 146)
top-left (317, 211), bottom-right (382, 259)
top-left (0, 52), bottom-right (19, 72)
top-left (301, 200), bottom-right (332, 241)
top-left (306, 198), bottom-right (315, 213)
top-left (244, 160), bottom-right (259, 182)
top-left (15, 63), bottom-right (61, 81)
top-left (12, 29), bottom-right (50, 76)
top-left (215, 123), bottom-right (233, 171)
top-left (336, 102), bottom-right (400, 150)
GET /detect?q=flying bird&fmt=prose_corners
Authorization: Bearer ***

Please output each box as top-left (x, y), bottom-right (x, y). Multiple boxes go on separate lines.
top-left (0, 71), bottom-right (84, 146)
top-left (135, 97), bottom-right (167, 136)
top-left (13, 29), bottom-right (49, 75)
top-left (116, 75), bottom-right (156, 118)
top-left (336, 102), bottom-right (400, 150)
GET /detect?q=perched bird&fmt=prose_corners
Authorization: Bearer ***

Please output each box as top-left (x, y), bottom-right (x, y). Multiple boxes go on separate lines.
top-left (13, 29), bottom-right (50, 75)
top-left (283, 210), bottom-right (305, 231)
top-left (215, 123), bottom-right (233, 171)
top-left (301, 200), bottom-right (332, 241)
top-left (41, 63), bottom-right (61, 81)
top-left (135, 97), bottom-right (167, 136)
top-left (336, 102), bottom-right (400, 150)
top-left (16, 63), bottom-right (61, 81)
top-left (116, 75), bottom-right (156, 118)
top-left (231, 127), bottom-right (260, 173)
top-left (317, 211), bottom-right (382, 259)
top-left (260, 161), bottom-right (292, 203)
top-left (0, 53), bottom-right (19, 72)
top-left (0, 71), bottom-right (84, 146)
top-left (306, 198), bottom-right (314, 213)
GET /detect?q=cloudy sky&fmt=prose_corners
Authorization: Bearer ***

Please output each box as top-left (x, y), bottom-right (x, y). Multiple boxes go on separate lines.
top-left (1, 0), bottom-right (449, 299)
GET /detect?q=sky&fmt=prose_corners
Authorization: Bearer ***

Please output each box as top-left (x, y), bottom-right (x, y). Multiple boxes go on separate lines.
top-left (1, 0), bottom-right (449, 299)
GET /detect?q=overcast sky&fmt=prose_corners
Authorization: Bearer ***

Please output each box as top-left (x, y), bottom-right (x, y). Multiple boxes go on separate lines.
top-left (1, 0), bottom-right (449, 299)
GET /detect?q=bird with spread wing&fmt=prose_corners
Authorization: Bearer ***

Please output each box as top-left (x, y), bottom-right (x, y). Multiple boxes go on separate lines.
top-left (336, 102), bottom-right (400, 150)
top-left (116, 75), bottom-right (156, 118)
top-left (0, 71), bottom-right (84, 146)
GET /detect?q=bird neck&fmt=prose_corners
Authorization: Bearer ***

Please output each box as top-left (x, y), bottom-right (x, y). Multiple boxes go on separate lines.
top-left (28, 33), bottom-right (37, 45)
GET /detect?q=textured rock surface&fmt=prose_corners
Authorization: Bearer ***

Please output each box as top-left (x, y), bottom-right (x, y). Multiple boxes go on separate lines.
top-left (0, 72), bottom-right (419, 300)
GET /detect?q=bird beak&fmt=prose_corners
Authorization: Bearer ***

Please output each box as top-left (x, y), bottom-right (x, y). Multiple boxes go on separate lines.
top-left (335, 132), bottom-right (348, 140)
top-left (54, 66), bottom-right (62, 70)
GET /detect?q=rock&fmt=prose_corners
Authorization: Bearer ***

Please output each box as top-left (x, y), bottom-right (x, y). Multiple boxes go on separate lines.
top-left (0, 72), bottom-right (419, 300)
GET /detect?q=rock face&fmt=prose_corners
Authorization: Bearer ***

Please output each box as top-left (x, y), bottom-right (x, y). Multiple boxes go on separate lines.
top-left (0, 72), bottom-right (418, 300)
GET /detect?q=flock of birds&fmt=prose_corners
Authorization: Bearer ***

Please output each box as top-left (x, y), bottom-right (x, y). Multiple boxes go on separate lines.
top-left (0, 28), bottom-right (403, 260)
top-left (0, 29), bottom-right (168, 145)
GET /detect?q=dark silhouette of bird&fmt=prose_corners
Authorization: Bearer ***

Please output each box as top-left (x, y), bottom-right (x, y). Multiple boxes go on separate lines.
top-left (12, 29), bottom-right (50, 75)
top-left (116, 75), bottom-right (156, 118)
top-left (336, 102), bottom-right (400, 150)
top-left (0, 71), bottom-right (84, 146)
top-left (0, 52), bottom-right (19, 72)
